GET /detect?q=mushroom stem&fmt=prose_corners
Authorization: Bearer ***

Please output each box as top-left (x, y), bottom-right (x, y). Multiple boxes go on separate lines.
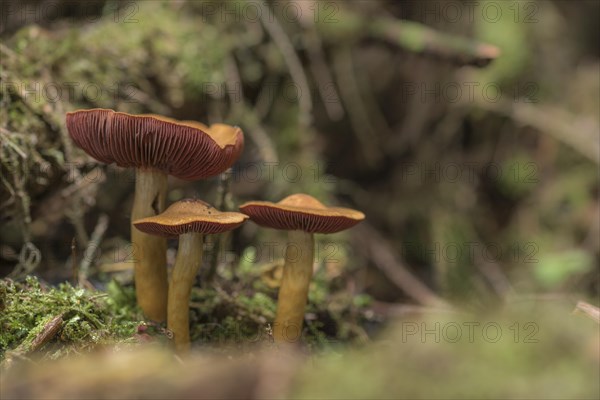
top-left (273, 230), bottom-right (315, 343)
top-left (168, 231), bottom-right (204, 354)
top-left (132, 168), bottom-right (168, 321)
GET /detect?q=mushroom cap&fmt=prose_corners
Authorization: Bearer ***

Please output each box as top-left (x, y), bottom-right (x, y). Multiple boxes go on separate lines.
top-left (133, 199), bottom-right (248, 237)
top-left (66, 109), bottom-right (244, 180)
top-left (239, 194), bottom-right (365, 234)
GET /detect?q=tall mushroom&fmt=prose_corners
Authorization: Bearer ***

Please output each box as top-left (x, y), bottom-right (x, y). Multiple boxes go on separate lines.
top-left (239, 194), bottom-right (364, 343)
top-left (133, 199), bottom-right (248, 354)
top-left (66, 109), bottom-right (243, 321)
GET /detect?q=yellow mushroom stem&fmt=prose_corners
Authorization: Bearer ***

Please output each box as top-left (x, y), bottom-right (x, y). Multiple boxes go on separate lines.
top-left (168, 231), bottom-right (204, 354)
top-left (131, 168), bottom-right (168, 322)
top-left (273, 230), bottom-right (315, 343)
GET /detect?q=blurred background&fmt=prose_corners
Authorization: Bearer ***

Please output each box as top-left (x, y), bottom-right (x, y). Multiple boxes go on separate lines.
top-left (0, 0), bottom-right (598, 397)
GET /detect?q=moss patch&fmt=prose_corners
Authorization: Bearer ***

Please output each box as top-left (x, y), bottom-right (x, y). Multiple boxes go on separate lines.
top-left (0, 276), bottom-right (142, 361)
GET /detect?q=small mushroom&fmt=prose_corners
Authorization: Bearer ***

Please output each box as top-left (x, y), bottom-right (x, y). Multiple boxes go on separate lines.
top-left (133, 199), bottom-right (248, 354)
top-left (240, 194), bottom-right (364, 343)
top-left (67, 109), bottom-right (243, 321)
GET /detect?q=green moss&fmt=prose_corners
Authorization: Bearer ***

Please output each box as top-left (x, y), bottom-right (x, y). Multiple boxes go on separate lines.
top-left (0, 1), bottom-right (230, 240)
top-left (0, 276), bottom-right (142, 361)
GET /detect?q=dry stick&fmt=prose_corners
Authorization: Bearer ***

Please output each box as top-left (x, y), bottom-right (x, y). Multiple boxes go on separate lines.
top-left (254, 77), bottom-right (279, 121)
top-left (573, 301), bottom-right (600, 323)
top-left (0, 43), bottom-right (17, 59)
top-left (9, 314), bottom-right (64, 360)
top-left (52, 97), bottom-right (97, 251)
top-left (62, 168), bottom-right (106, 247)
top-left (234, 101), bottom-right (279, 164)
top-left (66, 206), bottom-right (89, 247)
top-left (353, 53), bottom-right (394, 139)
top-left (8, 242), bottom-right (40, 279)
top-left (303, 29), bottom-right (344, 121)
top-left (354, 223), bottom-right (450, 308)
top-left (26, 315), bottom-right (64, 352)
top-left (476, 261), bottom-right (515, 299)
top-left (224, 55), bottom-right (244, 116)
top-left (0, 128), bottom-right (27, 158)
top-left (222, 56), bottom-right (278, 164)
top-left (49, 89), bottom-right (75, 165)
top-left (472, 100), bottom-right (600, 165)
top-left (332, 46), bottom-right (382, 167)
top-left (258, 1), bottom-right (312, 128)
top-left (55, 98), bottom-right (96, 247)
top-left (60, 168), bottom-right (105, 198)
top-left (79, 214), bottom-right (109, 288)
top-left (313, 7), bottom-right (500, 67)
top-left (368, 17), bottom-right (500, 67)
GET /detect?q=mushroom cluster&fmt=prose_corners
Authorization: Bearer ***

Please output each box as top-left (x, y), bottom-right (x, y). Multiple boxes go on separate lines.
top-left (67, 109), bottom-right (243, 322)
top-left (67, 108), bottom-right (364, 353)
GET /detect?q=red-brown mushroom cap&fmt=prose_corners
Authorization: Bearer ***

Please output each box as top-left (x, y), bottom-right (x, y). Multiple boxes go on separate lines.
top-left (239, 194), bottom-right (365, 234)
top-left (66, 109), bottom-right (244, 180)
top-left (133, 199), bottom-right (248, 238)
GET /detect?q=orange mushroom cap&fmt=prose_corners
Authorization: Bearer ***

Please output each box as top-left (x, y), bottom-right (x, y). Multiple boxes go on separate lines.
top-left (239, 194), bottom-right (365, 234)
top-left (66, 109), bottom-right (244, 180)
top-left (133, 199), bottom-right (248, 238)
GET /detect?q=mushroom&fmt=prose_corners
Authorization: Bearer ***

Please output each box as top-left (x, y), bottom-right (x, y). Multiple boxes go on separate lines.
top-left (66, 109), bottom-right (243, 321)
top-left (133, 199), bottom-right (248, 353)
top-left (239, 194), bottom-right (364, 343)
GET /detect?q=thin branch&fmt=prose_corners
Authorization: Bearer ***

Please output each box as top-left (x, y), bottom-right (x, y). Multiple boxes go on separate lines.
top-left (79, 214), bottom-right (109, 287)
top-left (353, 223), bottom-right (450, 308)
top-left (258, 2), bottom-right (312, 128)
top-left (315, 7), bottom-right (500, 67)
top-left (26, 314), bottom-right (64, 352)
top-left (369, 17), bottom-right (500, 67)
top-left (573, 301), bottom-right (600, 323)
top-left (473, 100), bottom-right (600, 164)
top-left (332, 46), bottom-right (382, 167)
top-left (302, 28), bottom-right (344, 121)
top-left (231, 101), bottom-right (279, 164)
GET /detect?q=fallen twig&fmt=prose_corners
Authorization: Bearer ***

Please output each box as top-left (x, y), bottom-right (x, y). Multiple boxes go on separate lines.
top-left (573, 301), bottom-right (600, 323)
top-left (370, 17), bottom-right (500, 67)
top-left (353, 223), bottom-right (450, 308)
top-left (4, 314), bottom-right (65, 370)
top-left (27, 315), bottom-right (64, 352)
top-left (332, 46), bottom-right (383, 167)
top-left (229, 99), bottom-right (278, 164)
top-left (316, 7), bottom-right (500, 68)
top-left (259, 2), bottom-right (312, 128)
top-left (472, 100), bottom-right (600, 164)
top-left (79, 214), bottom-right (109, 287)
